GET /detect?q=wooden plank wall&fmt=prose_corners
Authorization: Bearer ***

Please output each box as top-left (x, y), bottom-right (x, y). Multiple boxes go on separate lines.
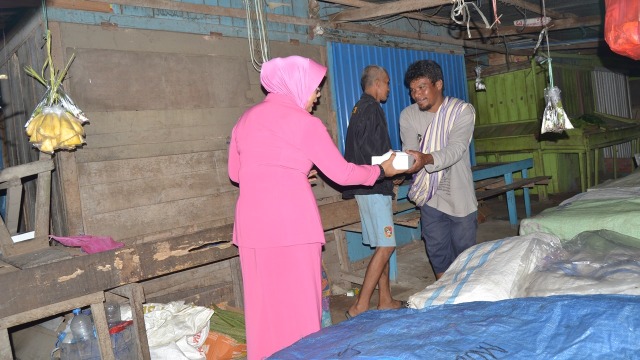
top-left (49, 22), bottom-right (355, 305)
top-left (57, 22), bottom-right (340, 246)
top-left (0, 15), bottom-right (71, 237)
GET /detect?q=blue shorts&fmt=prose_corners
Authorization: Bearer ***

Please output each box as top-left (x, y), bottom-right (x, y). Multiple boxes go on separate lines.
top-left (355, 194), bottom-right (396, 247)
top-left (420, 204), bottom-right (477, 274)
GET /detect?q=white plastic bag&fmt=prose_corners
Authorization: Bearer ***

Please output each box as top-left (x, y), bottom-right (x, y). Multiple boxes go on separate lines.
top-left (541, 86), bottom-right (574, 134)
top-left (142, 301), bottom-right (214, 360)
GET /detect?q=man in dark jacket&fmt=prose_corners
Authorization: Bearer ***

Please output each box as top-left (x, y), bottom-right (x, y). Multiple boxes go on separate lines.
top-left (343, 65), bottom-right (404, 318)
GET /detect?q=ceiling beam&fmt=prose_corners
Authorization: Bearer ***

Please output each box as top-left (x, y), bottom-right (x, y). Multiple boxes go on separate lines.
top-left (320, 0), bottom-right (452, 25)
top-left (0, 0), bottom-right (40, 9)
top-left (498, 0), bottom-right (572, 19)
top-left (331, 0), bottom-right (450, 22)
top-left (468, 15), bottom-right (601, 39)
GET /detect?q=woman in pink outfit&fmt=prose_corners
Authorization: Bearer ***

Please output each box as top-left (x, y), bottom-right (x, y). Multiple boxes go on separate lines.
top-left (228, 55), bottom-right (404, 360)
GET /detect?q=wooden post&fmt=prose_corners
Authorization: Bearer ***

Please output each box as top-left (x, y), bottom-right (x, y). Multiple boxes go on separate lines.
top-left (90, 302), bottom-right (116, 360)
top-left (0, 328), bottom-right (11, 360)
top-left (229, 257), bottom-right (244, 309)
top-left (109, 284), bottom-right (151, 360)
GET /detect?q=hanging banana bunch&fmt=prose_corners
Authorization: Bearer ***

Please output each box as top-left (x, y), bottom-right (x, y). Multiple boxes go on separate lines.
top-left (24, 30), bottom-right (88, 154)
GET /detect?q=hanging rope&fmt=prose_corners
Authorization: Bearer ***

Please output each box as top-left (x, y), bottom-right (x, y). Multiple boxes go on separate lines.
top-left (450, 0), bottom-right (494, 38)
top-left (492, 0), bottom-right (501, 25)
top-left (41, 0), bottom-right (49, 31)
top-left (537, 0), bottom-right (572, 134)
top-left (245, 0), bottom-right (270, 72)
top-left (542, 0), bottom-right (553, 88)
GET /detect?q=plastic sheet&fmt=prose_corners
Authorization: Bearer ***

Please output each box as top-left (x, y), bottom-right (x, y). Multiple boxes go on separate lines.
top-left (523, 230), bottom-right (640, 297)
top-left (271, 294), bottom-right (640, 359)
top-left (519, 195), bottom-right (640, 241)
top-left (145, 301), bottom-right (213, 360)
top-left (604, 0), bottom-right (640, 60)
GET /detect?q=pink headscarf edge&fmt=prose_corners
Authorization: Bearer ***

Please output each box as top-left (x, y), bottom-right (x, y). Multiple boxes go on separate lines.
top-left (260, 56), bottom-right (327, 109)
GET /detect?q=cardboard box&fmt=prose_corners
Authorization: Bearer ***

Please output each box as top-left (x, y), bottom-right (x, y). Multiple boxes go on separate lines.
top-left (371, 151), bottom-right (415, 170)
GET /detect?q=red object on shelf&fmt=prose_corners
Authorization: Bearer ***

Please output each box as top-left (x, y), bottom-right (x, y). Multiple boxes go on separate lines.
top-left (604, 0), bottom-right (640, 60)
top-left (109, 320), bottom-right (134, 335)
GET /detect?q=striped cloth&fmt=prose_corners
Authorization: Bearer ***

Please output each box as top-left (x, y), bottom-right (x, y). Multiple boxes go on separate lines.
top-left (408, 97), bottom-right (469, 206)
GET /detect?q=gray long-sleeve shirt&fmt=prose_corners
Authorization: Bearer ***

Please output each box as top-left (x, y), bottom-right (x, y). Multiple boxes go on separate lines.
top-left (399, 102), bottom-right (477, 217)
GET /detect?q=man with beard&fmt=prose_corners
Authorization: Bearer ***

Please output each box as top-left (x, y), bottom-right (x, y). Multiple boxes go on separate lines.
top-left (399, 60), bottom-right (478, 280)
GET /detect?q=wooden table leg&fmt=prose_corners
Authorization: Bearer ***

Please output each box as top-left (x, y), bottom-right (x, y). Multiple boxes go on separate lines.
top-left (90, 302), bottom-right (115, 360)
top-left (503, 172), bottom-right (518, 227)
top-left (0, 328), bottom-right (11, 360)
top-left (522, 168), bottom-right (531, 218)
top-left (109, 284), bottom-right (150, 360)
top-left (579, 152), bottom-right (587, 192)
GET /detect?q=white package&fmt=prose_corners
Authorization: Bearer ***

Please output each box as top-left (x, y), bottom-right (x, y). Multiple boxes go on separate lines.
top-left (407, 232), bottom-right (562, 308)
top-left (372, 150), bottom-right (415, 170)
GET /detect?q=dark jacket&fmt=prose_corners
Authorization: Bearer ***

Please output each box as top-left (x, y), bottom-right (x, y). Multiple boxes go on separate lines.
top-left (342, 93), bottom-right (395, 199)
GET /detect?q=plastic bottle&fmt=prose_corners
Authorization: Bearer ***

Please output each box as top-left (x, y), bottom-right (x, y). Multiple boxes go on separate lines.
top-left (104, 302), bottom-right (121, 328)
top-left (70, 308), bottom-right (94, 342)
top-left (60, 323), bottom-right (74, 343)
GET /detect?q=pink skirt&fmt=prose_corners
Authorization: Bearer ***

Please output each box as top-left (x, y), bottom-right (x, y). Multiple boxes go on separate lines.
top-left (239, 243), bottom-right (323, 360)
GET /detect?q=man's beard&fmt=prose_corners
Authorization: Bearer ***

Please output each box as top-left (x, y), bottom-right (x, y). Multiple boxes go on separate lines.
top-left (418, 103), bottom-right (432, 112)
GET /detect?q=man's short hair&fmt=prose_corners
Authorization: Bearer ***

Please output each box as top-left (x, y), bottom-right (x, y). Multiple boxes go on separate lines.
top-left (404, 60), bottom-right (443, 89)
top-left (361, 65), bottom-right (387, 92)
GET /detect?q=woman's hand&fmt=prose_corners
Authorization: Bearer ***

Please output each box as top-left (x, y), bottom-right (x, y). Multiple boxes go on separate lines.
top-left (308, 169), bottom-right (318, 184)
top-left (380, 152), bottom-right (407, 178)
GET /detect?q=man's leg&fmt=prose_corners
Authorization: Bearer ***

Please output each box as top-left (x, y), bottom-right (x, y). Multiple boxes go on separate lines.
top-left (374, 246), bottom-right (402, 310)
top-left (349, 194), bottom-right (399, 317)
top-left (451, 210), bottom-right (478, 257)
top-left (420, 204), bottom-right (453, 280)
top-left (348, 246), bottom-right (397, 316)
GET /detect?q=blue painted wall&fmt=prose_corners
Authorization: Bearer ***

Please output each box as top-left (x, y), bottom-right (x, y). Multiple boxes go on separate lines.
top-left (327, 42), bottom-right (469, 153)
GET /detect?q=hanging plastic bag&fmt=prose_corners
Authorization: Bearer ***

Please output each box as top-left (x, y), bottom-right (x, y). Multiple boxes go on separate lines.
top-left (474, 65), bottom-right (486, 91)
top-left (24, 30), bottom-right (88, 153)
top-left (541, 86), bottom-right (573, 134)
top-left (604, 0), bottom-right (640, 60)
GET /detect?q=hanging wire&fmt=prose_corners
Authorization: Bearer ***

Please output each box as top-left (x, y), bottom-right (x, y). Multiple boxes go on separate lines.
top-left (369, 14), bottom-right (404, 27)
top-left (41, 0), bottom-right (49, 31)
top-left (450, 0), bottom-right (493, 38)
top-left (245, 0), bottom-right (270, 72)
top-left (541, 0), bottom-right (553, 88)
top-left (492, 0), bottom-right (501, 25)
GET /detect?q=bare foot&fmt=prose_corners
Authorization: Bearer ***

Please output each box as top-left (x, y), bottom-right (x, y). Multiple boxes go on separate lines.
top-left (377, 299), bottom-right (405, 310)
top-left (347, 301), bottom-right (369, 318)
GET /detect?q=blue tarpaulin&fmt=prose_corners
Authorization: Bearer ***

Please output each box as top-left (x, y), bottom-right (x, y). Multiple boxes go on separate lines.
top-left (270, 294), bottom-right (640, 359)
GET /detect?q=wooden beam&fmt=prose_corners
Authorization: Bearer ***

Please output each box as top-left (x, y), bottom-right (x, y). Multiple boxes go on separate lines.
top-left (0, 0), bottom-right (40, 9)
top-left (0, 292), bottom-right (105, 329)
top-left (331, 0), bottom-right (450, 22)
top-left (0, 159), bottom-right (54, 183)
top-left (321, 0), bottom-right (452, 25)
top-left (548, 40), bottom-right (604, 51)
top-left (468, 16), bottom-right (601, 39)
top-left (319, 198), bottom-right (361, 231)
top-left (81, 0), bottom-right (525, 55)
top-left (0, 226), bottom-right (238, 319)
top-left (47, 0), bottom-right (113, 13)
top-left (499, 0), bottom-right (570, 20)
top-left (0, 197), bottom-right (376, 319)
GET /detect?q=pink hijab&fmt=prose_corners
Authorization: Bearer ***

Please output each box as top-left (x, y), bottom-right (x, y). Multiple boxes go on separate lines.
top-left (260, 56), bottom-right (327, 109)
